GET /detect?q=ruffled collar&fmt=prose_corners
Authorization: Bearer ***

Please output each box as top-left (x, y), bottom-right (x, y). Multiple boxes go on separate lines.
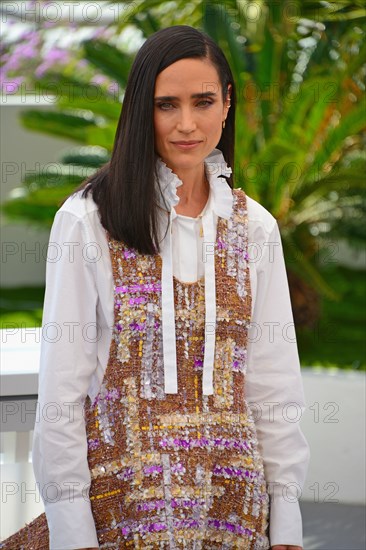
top-left (154, 148), bottom-right (234, 398)
top-left (154, 147), bottom-right (233, 220)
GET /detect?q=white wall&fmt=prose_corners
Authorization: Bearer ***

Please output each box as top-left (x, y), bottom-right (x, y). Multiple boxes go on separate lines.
top-left (1, 97), bottom-right (76, 287)
top-left (301, 367), bottom-right (366, 505)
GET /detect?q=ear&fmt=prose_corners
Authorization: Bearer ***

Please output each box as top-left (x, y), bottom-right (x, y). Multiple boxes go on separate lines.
top-left (224, 83), bottom-right (232, 117)
top-left (226, 83), bottom-right (232, 103)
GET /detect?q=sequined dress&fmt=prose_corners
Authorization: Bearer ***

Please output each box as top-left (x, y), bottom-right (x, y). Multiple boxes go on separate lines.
top-left (1, 189), bottom-right (270, 549)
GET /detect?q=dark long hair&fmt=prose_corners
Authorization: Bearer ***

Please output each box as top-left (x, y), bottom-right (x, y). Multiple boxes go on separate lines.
top-left (65, 25), bottom-right (236, 255)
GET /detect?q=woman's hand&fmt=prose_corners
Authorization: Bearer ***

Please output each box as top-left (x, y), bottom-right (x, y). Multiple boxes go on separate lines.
top-left (271, 546), bottom-right (302, 550)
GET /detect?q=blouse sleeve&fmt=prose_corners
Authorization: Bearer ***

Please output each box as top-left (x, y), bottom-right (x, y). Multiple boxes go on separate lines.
top-left (32, 209), bottom-right (100, 549)
top-left (245, 218), bottom-right (310, 547)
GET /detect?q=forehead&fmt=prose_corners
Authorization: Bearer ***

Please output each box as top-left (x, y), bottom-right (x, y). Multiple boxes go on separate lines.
top-left (154, 58), bottom-right (221, 95)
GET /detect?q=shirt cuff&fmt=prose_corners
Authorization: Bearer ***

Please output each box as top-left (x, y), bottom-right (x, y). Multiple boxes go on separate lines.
top-left (46, 497), bottom-right (99, 549)
top-left (269, 485), bottom-right (303, 547)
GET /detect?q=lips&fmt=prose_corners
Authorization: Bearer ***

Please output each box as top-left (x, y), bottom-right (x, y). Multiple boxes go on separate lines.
top-left (171, 140), bottom-right (202, 145)
top-left (171, 140), bottom-right (203, 150)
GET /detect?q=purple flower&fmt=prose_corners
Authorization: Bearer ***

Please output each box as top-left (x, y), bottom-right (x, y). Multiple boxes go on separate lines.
top-left (108, 81), bottom-right (120, 95)
top-left (46, 48), bottom-right (69, 63)
top-left (91, 74), bottom-right (108, 86)
top-left (76, 59), bottom-right (89, 70)
top-left (1, 77), bottom-right (24, 94)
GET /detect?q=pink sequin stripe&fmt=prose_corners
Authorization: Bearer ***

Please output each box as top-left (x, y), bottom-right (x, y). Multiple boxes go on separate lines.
top-left (115, 282), bottom-right (161, 293)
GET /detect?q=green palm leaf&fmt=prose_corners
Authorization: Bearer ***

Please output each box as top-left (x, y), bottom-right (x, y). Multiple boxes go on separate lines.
top-left (20, 110), bottom-right (100, 143)
top-left (82, 40), bottom-right (134, 86)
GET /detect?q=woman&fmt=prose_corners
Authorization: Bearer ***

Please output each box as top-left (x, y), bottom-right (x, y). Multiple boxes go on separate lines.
top-left (2, 25), bottom-right (309, 550)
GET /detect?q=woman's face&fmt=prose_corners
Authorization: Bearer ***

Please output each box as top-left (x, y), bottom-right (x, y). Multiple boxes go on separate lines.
top-left (153, 57), bottom-right (231, 175)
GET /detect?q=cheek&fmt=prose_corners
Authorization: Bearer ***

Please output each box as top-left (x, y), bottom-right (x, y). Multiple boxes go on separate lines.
top-left (205, 108), bottom-right (224, 130)
top-left (154, 116), bottom-right (169, 143)
top-left (205, 118), bottom-right (223, 139)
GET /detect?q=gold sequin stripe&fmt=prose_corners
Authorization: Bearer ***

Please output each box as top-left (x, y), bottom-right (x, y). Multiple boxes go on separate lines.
top-left (139, 529), bottom-right (255, 547)
top-left (90, 488), bottom-right (122, 501)
top-left (156, 411), bottom-right (253, 427)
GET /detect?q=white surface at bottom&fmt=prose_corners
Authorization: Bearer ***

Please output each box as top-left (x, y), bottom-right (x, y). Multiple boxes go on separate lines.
top-left (0, 327), bottom-right (41, 396)
top-left (0, 462), bottom-right (45, 540)
top-left (300, 367), bottom-right (366, 505)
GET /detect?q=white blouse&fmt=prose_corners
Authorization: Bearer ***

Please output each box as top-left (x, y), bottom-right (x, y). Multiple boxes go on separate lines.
top-left (32, 149), bottom-right (310, 549)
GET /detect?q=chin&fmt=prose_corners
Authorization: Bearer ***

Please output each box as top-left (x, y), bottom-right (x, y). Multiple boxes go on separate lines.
top-left (171, 148), bottom-right (208, 161)
top-left (172, 156), bottom-right (204, 170)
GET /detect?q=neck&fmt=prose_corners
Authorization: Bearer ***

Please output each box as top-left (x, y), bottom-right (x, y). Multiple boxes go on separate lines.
top-left (174, 164), bottom-right (209, 207)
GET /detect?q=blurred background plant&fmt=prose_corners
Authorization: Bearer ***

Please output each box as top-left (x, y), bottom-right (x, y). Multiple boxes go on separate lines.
top-left (1, 0), bottom-right (365, 368)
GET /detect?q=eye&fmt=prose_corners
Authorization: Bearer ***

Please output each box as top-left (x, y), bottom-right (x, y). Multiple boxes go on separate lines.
top-left (156, 102), bottom-right (174, 110)
top-left (197, 100), bottom-right (213, 107)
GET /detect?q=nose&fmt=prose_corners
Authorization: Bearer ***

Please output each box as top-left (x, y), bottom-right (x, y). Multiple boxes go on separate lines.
top-left (176, 107), bottom-right (197, 133)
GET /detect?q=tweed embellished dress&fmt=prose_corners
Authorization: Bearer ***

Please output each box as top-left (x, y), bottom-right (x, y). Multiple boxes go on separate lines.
top-left (1, 180), bottom-right (271, 548)
top-left (84, 187), bottom-right (270, 548)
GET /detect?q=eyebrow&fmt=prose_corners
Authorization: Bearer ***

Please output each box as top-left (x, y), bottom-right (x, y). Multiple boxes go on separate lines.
top-left (154, 92), bottom-right (217, 101)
